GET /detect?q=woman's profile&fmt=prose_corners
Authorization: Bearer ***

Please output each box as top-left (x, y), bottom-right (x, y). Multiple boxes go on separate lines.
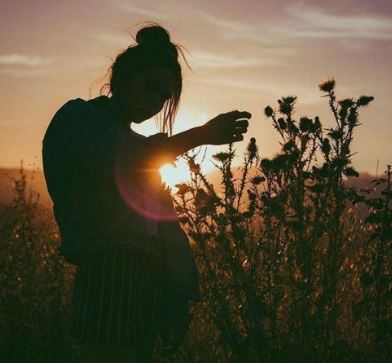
top-left (42, 23), bottom-right (251, 363)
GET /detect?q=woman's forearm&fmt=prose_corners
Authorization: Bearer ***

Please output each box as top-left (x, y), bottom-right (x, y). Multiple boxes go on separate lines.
top-left (119, 125), bottom-right (206, 172)
top-left (143, 125), bottom-right (206, 168)
top-left (158, 125), bottom-right (206, 164)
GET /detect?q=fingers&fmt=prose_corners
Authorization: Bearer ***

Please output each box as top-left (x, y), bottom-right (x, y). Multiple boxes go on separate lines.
top-left (235, 119), bottom-right (249, 128)
top-left (227, 110), bottom-right (252, 120)
top-left (225, 119), bottom-right (248, 135)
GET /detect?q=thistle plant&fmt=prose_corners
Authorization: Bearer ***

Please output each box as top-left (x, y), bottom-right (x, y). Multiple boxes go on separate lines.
top-left (167, 79), bottom-right (390, 363)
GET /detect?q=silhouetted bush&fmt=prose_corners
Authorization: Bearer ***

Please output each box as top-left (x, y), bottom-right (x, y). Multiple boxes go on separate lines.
top-left (0, 163), bottom-right (78, 363)
top-left (168, 80), bottom-right (391, 363)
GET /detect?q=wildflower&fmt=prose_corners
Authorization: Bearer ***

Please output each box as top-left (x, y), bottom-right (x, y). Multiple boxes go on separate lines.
top-left (318, 78), bottom-right (335, 93)
top-left (282, 96), bottom-right (297, 104)
top-left (338, 98), bottom-right (354, 109)
top-left (299, 117), bottom-right (312, 132)
top-left (247, 138), bottom-right (258, 159)
top-left (309, 116), bottom-right (321, 133)
top-left (332, 157), bottom-right (349, 169)
top-left (357, 96), bottom-right (374, 106)
top-left (212, 152), bottom-right (231, 163)
top-left (277, 117), bottom-right (287, 130)
top-left (264, 106), bottom-right (274, 117)
top-left (260, 158), bottom-right (272, 171)
top-left (278, 99), bottom-right (292, 115)
top-left (314, 116), bottom-right (321, 130)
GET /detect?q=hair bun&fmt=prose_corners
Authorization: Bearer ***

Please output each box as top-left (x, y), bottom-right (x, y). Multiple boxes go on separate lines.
top-left (136, 25), bottom-right (171, 48)
top-left (135, 25), bottom-right (178, 58)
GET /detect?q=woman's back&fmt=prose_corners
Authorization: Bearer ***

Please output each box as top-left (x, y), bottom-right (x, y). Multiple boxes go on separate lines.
top-left (42, 95), bottom-right (160, 264)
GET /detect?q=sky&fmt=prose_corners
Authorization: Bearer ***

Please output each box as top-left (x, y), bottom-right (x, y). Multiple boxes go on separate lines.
top-left (0, 0), bottom-right (391, 176)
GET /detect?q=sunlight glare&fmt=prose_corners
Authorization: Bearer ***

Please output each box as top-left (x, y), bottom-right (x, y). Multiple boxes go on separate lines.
top-left (159, 158), bottom-right (191, 189)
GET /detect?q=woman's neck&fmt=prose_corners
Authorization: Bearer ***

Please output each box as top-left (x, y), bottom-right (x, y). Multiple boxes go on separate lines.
top-left (108, 95), bottom-right (133, 128)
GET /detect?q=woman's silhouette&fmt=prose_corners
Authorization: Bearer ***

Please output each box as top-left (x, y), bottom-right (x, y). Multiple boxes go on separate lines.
top-left (42, 24), bottom-right (250, 362)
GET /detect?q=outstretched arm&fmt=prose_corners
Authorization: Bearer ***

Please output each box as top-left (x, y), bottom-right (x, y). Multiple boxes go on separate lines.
top-left (120, 110), bottom-right (251, 170)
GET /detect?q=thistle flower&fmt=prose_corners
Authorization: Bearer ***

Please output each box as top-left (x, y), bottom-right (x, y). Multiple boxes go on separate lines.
top-left (318, 78), bottom-right (335, 93)
top-left (264, 106), bottom-right (274, 117)
top-left (247, 137), bottom-right (258, 160)
top-left (338, 98), bottom-right (354, 109)
top-left (282, 96), bottom-right (297, 104)
top-left (313, 116), bottom-right (321, 130)
top-left (277, 117), bottom-right (287, 130)
top-left (299, 117), bottom-right (312, 132)
top-left (260, 158), bottom-right (272, 171)
top-left (357, 96), bottom-right (374, 106)
top-left (212, 152), bottom-right (231, 163)
top-left (278, 100), bottom-right (292, 115)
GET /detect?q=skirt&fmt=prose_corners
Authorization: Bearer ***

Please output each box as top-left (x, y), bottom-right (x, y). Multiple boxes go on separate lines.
top-left (70, 242), bottom-right (163, 348)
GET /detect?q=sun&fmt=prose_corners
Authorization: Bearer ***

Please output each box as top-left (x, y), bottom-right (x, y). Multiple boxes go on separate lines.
top-left (159, 158), bottom-right (191, 189)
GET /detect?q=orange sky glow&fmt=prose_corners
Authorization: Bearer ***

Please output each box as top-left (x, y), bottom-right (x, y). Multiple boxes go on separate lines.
top-left (1, 0), bottom-right (391, 179)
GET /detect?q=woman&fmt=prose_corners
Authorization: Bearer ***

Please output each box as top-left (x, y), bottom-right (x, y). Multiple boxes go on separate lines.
top-left (42, 24), bottom-right (251, 362)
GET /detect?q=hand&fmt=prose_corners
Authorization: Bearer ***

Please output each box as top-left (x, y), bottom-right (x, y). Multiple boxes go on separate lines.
top-left (201, 110), bottom-right (251, 145)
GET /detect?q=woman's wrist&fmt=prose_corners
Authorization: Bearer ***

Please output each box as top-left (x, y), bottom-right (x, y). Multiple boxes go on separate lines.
top-left (190, 125), bottom-right (208, 148)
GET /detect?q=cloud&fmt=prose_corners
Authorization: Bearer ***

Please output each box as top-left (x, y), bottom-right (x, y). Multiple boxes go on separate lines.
top-left (198, 11), bottom-right (282, 45)
top-left (0, 68), bottom-right (48, 78)
top-left (0, 54), bottom-right (52, 67)
top-left (93, 32), bottom-right (130, 47)
top-left (117, 2), bottom-right (167, 19)
top-left (189, 50), bottom-right (285, 68)
top-left (287, 4), bottom-right (392, 39)
top-left (199, 6), bottom-right (392, 45)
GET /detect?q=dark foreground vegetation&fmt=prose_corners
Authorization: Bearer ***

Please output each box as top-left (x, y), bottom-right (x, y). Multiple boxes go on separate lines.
top-left (0, 80), bottom-right (390, 362)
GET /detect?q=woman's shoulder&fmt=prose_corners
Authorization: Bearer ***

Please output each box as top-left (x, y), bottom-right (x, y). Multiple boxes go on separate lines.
top-left (44, 96), bottom-right (114, 145)
top-left (47, 98), bottom-right (91, 130)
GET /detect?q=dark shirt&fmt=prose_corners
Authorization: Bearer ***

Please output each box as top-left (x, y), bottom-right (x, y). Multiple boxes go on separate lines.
top-left (42, 95), bottom-right (170, 263)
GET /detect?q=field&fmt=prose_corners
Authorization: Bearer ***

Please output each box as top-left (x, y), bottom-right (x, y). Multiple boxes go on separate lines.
top-left (0, 81), bottom-right (391, 362)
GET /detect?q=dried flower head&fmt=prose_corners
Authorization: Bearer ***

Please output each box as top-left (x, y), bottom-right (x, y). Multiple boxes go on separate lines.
top-left (212, 152), bottom-right (231, 163)
top-left (264, 106), bottom-right (274, 118)
top-left (319, 78), bottom-right (336, 93)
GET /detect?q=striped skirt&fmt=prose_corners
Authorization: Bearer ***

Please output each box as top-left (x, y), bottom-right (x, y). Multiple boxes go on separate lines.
top-left (70, 243), bottom-right (163, 348)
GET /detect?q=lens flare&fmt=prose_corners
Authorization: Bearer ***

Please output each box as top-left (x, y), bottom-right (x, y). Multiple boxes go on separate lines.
top-left (114, 155), bottom-right (179, 222)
